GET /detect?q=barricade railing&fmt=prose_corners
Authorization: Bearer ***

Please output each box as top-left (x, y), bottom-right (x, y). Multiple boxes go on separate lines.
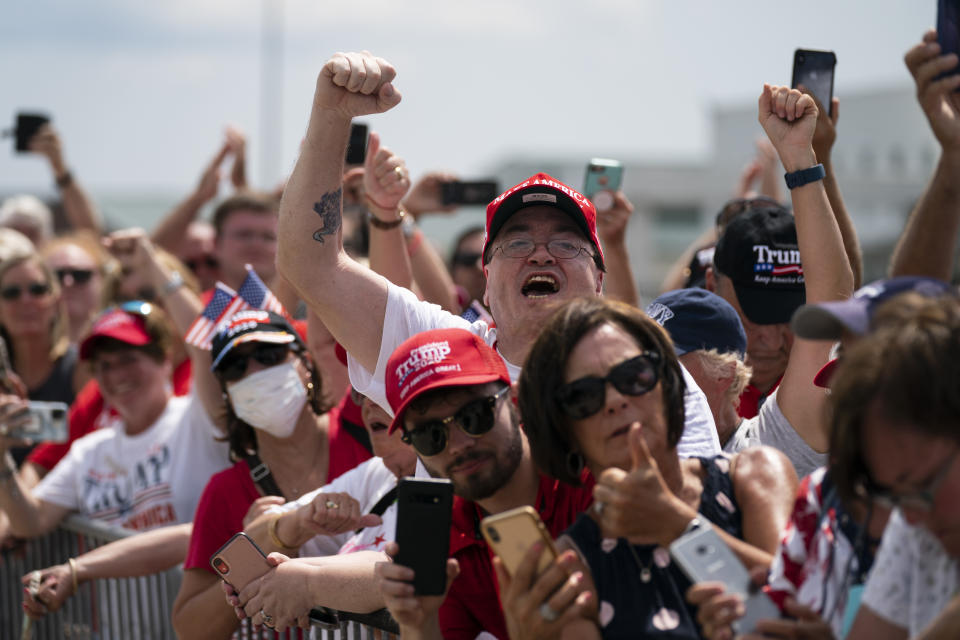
top-left (2, 517), bottom-right (398, 640)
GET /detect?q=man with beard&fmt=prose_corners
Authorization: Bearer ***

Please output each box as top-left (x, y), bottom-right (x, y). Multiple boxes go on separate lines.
top-left (376, 328), bottom-right (594, 640)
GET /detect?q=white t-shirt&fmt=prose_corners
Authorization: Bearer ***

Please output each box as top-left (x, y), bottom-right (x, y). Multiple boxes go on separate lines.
top-left (861, 509), bottom-right (959, 635)
top-left (723, 387), bottom-right (827, 480)
top-left (272, 456), bottom-right (399, 558)
top-left (348, 283), bottom-right (720, 458)
top-left (34, 395), bottom-right (230, 531)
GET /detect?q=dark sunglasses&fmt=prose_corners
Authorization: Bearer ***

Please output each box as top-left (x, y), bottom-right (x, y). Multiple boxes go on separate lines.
top-left (55, 268), bottom-right (95, 286)
top-left (556, 353), bottom-right (661, 420)
top-left (185, 255), bottom-right (219, 271)
top-left (452, 252), bottom-right (483, 267)
top-left (402, 385), bottom-right (510, 456)
top-left (217, 343), bottom-right (291, 383)
top-left (0, 282), bottom-right (51, 301)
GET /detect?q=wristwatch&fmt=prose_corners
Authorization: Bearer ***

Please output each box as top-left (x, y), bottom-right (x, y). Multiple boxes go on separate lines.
top-left (784, 163), bottom-right (825, 190)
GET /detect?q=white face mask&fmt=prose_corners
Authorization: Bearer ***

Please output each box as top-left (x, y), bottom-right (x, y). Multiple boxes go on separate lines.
top-left (227, 361), bottom-right (307, 438)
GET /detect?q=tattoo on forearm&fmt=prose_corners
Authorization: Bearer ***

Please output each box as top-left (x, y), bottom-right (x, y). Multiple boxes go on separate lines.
top-left (312, 189), bottom-right (343, 244)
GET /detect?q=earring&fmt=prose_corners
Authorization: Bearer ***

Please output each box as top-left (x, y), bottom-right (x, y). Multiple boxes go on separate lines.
top-left (566, 451), bottom-right (585, 477)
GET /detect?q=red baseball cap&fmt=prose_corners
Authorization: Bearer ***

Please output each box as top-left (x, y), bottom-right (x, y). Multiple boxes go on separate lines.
top-left (483, 172), bottom-right (604, 269)
top-left (79, 309), bottom-right (152, 360)
top-left (385, 328), bottom-right (510, 434)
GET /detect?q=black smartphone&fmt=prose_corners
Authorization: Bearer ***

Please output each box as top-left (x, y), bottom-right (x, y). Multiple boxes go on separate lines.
top-left (791, 49), bottom-right (836, 118)
top-left (15, 112), bottom-right (50, 153)
top-left (345, 122), bottom-right (369, 165)
top-left (394, 477), bottom-right (454, 595)
top-left (440, 180), bottom-right (500, 206)
top-left (939, 0), bottom-right (960, 82)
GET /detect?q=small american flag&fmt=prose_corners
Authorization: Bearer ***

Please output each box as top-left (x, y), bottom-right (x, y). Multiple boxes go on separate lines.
top-left (236, 265), bottom-right (285, 315)
top-left (184, 282), bottom-right (246, 349)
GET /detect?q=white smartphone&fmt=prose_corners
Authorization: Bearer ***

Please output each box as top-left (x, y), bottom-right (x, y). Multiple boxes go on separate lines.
top-left (669, 525), bottom-right (781, 634)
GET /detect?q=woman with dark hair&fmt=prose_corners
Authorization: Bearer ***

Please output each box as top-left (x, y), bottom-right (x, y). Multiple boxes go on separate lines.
top-left (503, 297), bottom-right (797, 639)
top-left (172, 309), bottom-right (371, 640)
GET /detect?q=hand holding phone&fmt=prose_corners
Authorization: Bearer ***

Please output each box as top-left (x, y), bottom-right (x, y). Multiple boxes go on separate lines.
top-left (14, 113), bottom-right (51, 153)
top-left (670, 524), bottom-right (780, 635)
top-left (210, 532), bottom-right (272, 592)
top-left (394, 477), bottom-right (453, 595)
top-left (791, 49), bottom-right (836, 118)
top-left (583, 159), bottom-right (623, 212)
top-left (481, 506), bottom-right (558, 577)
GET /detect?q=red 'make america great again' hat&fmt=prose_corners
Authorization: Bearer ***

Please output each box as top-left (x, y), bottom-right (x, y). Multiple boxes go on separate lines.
top-left (482, 172), bottom-right (605, 269)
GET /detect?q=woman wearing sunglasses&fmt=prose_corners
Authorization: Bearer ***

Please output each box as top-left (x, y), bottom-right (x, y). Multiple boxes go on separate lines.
top-left (41, 232), bottom-right (113, 344)
top-left (506, 297), bottom-right (797, 639)
top-left (172, 308), bottom-right (372, 639)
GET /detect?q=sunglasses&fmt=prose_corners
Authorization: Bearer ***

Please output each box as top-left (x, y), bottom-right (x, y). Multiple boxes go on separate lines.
top-left (0, 282), bottom-right (51, 301)
top-left (402, 385), bottom-right (510, 457)
top-left (55, 268), bottom-right (95, 286)
top-left (185, 255), bottom-right (219, 271)
top-left (556, 353), bottom-right (661, 420)
top-left (452, 252), bottom-right (483, 267)
top-left (217, 343), bottom-right (291, 383)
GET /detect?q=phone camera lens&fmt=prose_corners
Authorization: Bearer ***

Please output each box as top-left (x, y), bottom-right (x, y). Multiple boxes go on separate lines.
top-left (486, 527), bottom-right (501, 543)
top-left (213, 558), bottom-right (229, 574)
top-left (797, 54), bottom-right (806, 64)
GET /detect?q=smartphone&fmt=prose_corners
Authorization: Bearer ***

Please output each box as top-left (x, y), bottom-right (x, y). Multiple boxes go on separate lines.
top-left (481, 506), bottom-right (558, 577)
top-left (394, 477), bottom-right (454, 595)
top-left (791, 49), bottom-right (836, 117)
top-left (583, 159), bottom-right (623, 211)
top-left (15, 113), bottom-right (50, 153)
top-left (345, 122), bottom-right (369, 165)
top-left (440, 180), bottom-right (500, 206)
top-left (4, 401), bottom-right (68, 443)
top-left (939, 0), bottom-right (960, 83)
top-left (670, 525), bottom-right (781, 635)
top-left (210, 532), bottom-right (272, 591)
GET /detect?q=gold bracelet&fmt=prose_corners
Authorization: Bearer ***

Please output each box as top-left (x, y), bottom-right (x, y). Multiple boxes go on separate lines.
top-left (68, 557), bottom-right (79, 594)
top-left (268, 514), bottom-right (297, 552)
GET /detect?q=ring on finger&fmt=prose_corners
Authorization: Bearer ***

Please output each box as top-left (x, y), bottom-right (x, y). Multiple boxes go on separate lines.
top-left (325, 500), bottom-right (339, 509)
top-left (539, 601), bottom-right (559, 622)
top-left (260, 609), bottom-right (274, 627)
top-left (394, 166), bottom-right (404, 179)
top-left (593, 501), bottom-right (605, 516)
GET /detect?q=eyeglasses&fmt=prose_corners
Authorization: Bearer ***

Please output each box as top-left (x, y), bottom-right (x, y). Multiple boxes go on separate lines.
top-left (0, 282), bottom-right (51, 301)
top-left (452, 252), bottom-right (483, 267)
top-left (55, 268), bottom-right (95, 286)
top-left (492, 238), bottom-right (593, 261)
top-left (185, 255), bottom-right (219, 271)
top-left (854, 448), bottom-right (958, 512)
top-left (401, 385), bottom-right (510, 456)
top-left (217, 343), bottom-right (291, 383)
top-left (556, 353), bottom-right (661, 419)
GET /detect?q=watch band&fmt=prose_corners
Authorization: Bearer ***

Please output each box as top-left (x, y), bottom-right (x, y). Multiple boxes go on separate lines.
top-left (784, 163), bottom-right (826, 190)
top-left (366, 208), bottom-right (406, 230)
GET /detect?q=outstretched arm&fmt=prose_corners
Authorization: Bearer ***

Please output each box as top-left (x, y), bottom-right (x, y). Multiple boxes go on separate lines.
top-left (890, 29), bottom-right (960, 280)
top-left (277, 52), bottom-right (403, 373)
top-left (29, 125), bottom-right (102, 234)
top-left (597, 191), bottom-right (639, 307)
top-left (757, 84), bottom-right (853, 454)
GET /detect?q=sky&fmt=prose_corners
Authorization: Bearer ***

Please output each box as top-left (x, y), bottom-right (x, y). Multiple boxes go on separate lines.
top-left (0, 1), bottom-right (934, 202)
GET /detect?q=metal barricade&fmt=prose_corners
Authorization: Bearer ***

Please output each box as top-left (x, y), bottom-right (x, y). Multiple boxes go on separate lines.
top-left (2, 517), bottom-right (398, 640)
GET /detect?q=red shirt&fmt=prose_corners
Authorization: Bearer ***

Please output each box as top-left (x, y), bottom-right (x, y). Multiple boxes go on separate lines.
top-left (736, 374), bottom-right (782, 419)
top-left (27, 359), bottom-right (193, 472)
top-left (438, 474), bottom-right (594, 640)
top-left (184, 396), bottom-right (371, 573)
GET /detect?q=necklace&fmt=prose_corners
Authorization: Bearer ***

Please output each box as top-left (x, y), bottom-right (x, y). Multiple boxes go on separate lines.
top-left (627, 543), bottom-right (654, 583)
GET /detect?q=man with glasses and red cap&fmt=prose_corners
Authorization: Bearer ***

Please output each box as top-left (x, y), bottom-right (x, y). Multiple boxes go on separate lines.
top-left (375, 327), bottom-right (594, 640)
top-left (276, 50), bottom-right (720, 459)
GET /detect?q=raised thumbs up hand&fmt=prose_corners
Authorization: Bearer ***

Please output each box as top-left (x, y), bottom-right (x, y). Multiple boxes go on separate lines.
top-left (592, 423), bottom-right (698, 546)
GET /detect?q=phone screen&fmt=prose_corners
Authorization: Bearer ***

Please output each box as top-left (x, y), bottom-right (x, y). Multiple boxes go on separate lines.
top-left (15, 113), bottom-right (50, 153)
top-left (345, 123), bottom-right (369, 165)
top-left (939, 0), bottom-right (960, 82)
top-left (440, 180), bottom-right (500, 206)
top-left (791, 50), bottom-right (836, 117)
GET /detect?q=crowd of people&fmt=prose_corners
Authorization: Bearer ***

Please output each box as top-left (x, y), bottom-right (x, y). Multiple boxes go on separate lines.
top-left (1, 27), bottom-right (959, 640)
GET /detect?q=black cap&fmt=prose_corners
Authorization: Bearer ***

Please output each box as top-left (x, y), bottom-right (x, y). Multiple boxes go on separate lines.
top-left (713, 207), bottom-right (805, 325)
top-left (210, 309), bottom-right (304, 371)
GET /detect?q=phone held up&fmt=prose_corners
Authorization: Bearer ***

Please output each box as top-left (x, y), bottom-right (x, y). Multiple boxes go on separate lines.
top-left (440, 180), bottom-right (500, 207)
top-left (394, 477), bottom-right (454, 595)
top-left (939, 0), bottom-right (960, 84)
top-left (13, 112), bottom-right (51, 153)
top-left (583, 159), bottom-right (623, 212)
top-left (481, 506), bottom-right (558, 577)
top-left (210, 532), bottom-right (272, 592)
top-left (345, 122), bottom-right (369, 165)
top-left (670, 524), bottom-right (780, 635)
top-left (791, 49), bottom-right (836, 118)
